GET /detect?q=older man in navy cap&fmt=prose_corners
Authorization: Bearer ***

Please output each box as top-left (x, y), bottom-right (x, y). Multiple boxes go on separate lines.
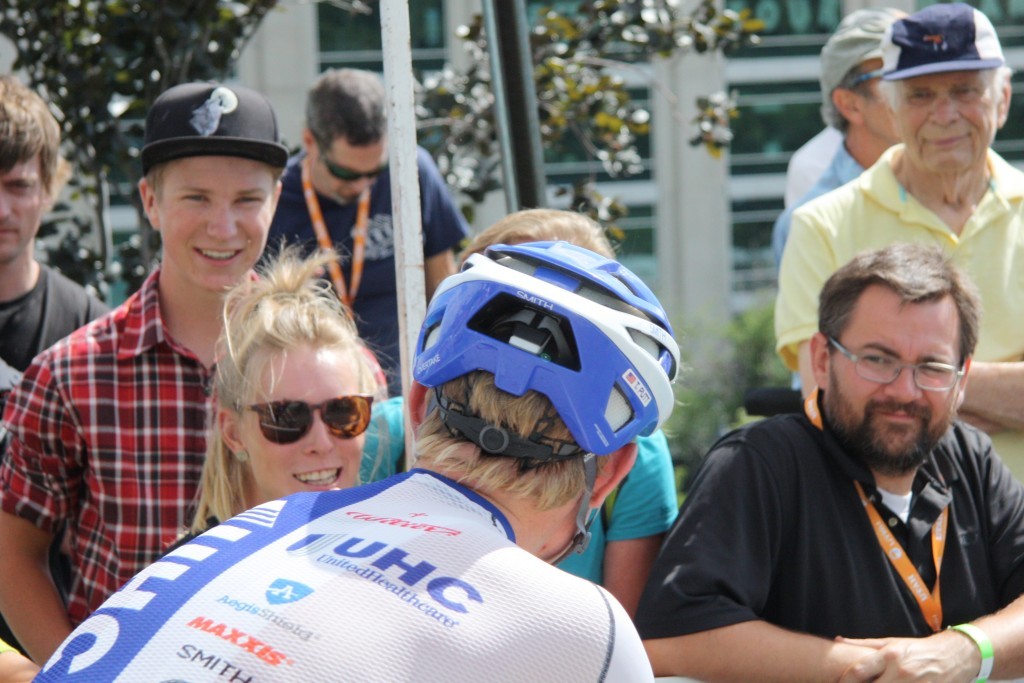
top-left (776, 3), bottom-right (1024, 480)
top-left (0, 81), bottom-right (287, 663)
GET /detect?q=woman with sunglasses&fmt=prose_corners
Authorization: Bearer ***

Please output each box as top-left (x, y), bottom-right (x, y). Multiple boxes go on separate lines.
top-left (175, 247), bottom-right (381, 547)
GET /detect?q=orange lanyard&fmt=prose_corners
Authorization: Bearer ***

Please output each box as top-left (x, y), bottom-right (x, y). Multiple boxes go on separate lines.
top-left (804, 389), bottom-right (948, 632)
top-left (853, 480), bottom-right (947, 632)
top-left (301, 156), bottom-right (369, 308)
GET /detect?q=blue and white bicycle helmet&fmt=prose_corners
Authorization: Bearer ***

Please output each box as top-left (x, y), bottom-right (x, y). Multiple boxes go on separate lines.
top-left (414, 240), bottom-right (679, 457)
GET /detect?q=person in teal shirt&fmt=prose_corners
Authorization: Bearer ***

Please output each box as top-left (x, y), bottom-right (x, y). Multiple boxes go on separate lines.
top-left (361, 208), bottom-right (680, 617)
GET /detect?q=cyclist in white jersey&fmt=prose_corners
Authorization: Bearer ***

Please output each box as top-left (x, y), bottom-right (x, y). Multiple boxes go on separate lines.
top-left (36, 236), bottom-right (680, 683)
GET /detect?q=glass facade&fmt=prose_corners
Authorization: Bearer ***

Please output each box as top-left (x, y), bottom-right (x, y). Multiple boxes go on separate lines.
top-left (317, 1), bottom-right (448, 72)
top-left (727, 0), bottom-right (842, 56)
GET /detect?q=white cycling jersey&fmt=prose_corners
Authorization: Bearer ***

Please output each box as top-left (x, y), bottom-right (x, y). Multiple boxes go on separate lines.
top-left (38, 469), bottom-right (653, 682)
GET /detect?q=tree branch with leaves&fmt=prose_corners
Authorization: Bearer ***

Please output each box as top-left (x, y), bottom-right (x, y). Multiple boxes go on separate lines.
top-left (417, 0), bottom-right (761, 230)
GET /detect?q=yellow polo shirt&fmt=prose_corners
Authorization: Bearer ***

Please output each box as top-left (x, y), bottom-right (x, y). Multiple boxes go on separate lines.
top-left (775, 145), bottom-right (1024, 476)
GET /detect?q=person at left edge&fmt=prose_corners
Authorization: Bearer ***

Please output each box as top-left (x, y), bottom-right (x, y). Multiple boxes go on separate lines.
top-left (0, 75), bottom-right (108, 378)
top-left (0, 74), bottom-right (111, 656)
top-left (266, 68), bottom-right (469, 396)
top-left (0, 81), bottom-right (287, 663)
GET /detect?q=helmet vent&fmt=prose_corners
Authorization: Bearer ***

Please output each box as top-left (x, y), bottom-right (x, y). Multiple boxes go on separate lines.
top-left (422, 322), bottom-right (442, 352)
top-left (629, 328), bottom-right (660, 359)
top-left (629, 329), bottom-right (678, 380)
top-left (469, 293), bottom-right (581, 370)
top-left (604, 386), bottom-right (633, 432)
top-left (494, 254), bottom-right (537, 277)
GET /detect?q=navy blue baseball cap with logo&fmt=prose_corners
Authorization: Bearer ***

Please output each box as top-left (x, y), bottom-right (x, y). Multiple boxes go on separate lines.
top-left (881, 2), bottom-right (1004, 81)
top-left (142, 82), bottom-right (289, 173)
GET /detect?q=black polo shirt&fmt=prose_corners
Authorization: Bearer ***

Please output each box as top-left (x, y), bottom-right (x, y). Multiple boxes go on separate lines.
top-left (636, 408), bottom-right (1024, 640)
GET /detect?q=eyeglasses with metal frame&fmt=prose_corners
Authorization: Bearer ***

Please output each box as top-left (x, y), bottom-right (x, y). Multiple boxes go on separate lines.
top-left (827, 336), bottom-right (964, 392)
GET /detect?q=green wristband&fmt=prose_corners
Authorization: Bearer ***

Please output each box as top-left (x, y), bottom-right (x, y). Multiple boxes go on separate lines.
top-left (950, 623), bottom-right (994, 683)
top-left (0, 638), bottom-right (16, 655)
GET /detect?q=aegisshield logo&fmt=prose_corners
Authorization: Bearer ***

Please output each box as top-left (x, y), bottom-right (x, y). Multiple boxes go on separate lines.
top-left (265, 579), bottom-right (313, 605)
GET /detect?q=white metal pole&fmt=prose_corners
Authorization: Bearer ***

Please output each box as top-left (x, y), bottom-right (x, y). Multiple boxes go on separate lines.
top-left (380, 0), bottom-right (424, 469)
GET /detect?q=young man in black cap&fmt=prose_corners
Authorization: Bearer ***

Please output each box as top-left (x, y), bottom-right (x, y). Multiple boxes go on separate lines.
top-left (0, 81), bottom-right (287, 664)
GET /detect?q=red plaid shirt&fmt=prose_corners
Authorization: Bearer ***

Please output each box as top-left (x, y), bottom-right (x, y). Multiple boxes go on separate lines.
top-left (1, 268), bottom-right (213, 625)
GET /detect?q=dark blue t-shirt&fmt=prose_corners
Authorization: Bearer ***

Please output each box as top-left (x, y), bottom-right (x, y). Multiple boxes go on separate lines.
top-left (266, 147), bottom-right (468, 395)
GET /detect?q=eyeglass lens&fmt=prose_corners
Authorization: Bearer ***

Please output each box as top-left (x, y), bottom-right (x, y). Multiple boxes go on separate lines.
top-left (319, 148), bottom-right (386, 182)
top-left (249, 396), bottom-right (374, 444)
top-left (830, 337), bottom-right (959, 391)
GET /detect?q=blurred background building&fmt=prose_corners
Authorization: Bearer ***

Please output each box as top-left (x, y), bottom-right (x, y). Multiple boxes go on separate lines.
top-left (3, 1), bottom-right (1023, 329)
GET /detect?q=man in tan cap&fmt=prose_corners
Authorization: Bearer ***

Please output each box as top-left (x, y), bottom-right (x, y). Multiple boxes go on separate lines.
top-left (772, 7), bottom-right (903, 267)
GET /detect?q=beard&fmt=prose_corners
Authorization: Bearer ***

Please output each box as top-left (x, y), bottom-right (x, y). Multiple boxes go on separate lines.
top-left (824, 372), bottom-right (953, 478)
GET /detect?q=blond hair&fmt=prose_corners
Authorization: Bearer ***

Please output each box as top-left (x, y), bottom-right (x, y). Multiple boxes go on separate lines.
top-left (190, 247), bottom-right (378, 533)
top-left (415, 371), bottom-right (603, 511)
top-left (428, 209), bottom-right (617, 510)
top-left (460, 209), bottom-right (615, 262)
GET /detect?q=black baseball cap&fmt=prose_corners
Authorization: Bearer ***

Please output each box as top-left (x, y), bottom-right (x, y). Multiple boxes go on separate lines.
top-left (141, 82), bottom-right (289, 174)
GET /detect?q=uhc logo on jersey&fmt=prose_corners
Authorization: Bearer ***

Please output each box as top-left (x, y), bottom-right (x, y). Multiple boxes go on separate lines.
top-left (266, 579), bottom-right (313, 605)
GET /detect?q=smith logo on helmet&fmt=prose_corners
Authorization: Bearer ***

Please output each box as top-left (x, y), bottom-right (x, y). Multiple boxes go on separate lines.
top-left (515, 290), bottom-right (554, 311)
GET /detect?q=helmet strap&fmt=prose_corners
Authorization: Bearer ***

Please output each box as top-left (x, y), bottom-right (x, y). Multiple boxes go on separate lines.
top-left (434, 386), bottom-right (584, 461)
top-left (547, 453), bottom-right (598, 565)
top-left (432, 384), bottom-right (599, 563)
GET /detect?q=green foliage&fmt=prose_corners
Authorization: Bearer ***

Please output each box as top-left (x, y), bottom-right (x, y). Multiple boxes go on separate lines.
top-left (1, 0), bottom-right (279, 297)
top-left (417, 0), bottom-right (761, 236)
top-left (666, 301), bottom-right (790, 491)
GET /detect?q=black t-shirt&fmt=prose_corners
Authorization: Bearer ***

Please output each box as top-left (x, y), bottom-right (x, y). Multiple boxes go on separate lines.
top-left (0, 265), bottom-right (108, 372)
top-left (636, 408), bottom-right (1024, 640)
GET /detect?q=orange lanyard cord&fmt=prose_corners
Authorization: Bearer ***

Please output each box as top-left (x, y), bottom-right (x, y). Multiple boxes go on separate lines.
top-left (854, 481), bottom-right (948, 632)
top-left (301, 156), bottom-right (369, 308)
top-left (805, 389), bottom-right (947, 632)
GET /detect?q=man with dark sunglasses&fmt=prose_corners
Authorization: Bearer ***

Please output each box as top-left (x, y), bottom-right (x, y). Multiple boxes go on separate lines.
top-left (35, 240), bottom-right (678, 682)
top-left (639, 243), bottom-right (1024, 682)
top-left (265, 68), bottom-right (468, 396)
